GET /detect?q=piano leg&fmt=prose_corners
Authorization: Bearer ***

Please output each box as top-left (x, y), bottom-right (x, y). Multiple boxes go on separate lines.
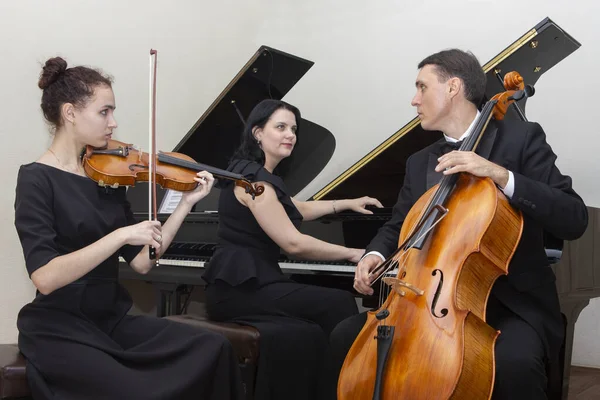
top-left (153, 283), bottom-right (194, 317)
top-left (558, 296), bottom-right (591, 400)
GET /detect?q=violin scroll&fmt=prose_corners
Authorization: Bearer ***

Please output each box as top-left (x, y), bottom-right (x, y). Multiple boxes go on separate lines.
top-left (235, 180), bottom-right (265, 200)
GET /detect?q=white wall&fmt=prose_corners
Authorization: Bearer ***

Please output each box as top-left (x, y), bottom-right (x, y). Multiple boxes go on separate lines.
top-left (262, 1), bottom-right (599, 206)
top-left (572, 298), bottom-right (600, 368)
top-left (1, 0), bottom-right (599, 366)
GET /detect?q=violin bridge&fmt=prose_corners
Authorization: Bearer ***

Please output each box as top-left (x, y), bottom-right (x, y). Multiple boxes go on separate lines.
top-left (382, 277), bottom-right (424, 296)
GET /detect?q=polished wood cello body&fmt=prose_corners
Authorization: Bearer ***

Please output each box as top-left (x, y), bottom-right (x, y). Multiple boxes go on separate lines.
top-left (337, 72), bottom-right (534, 400)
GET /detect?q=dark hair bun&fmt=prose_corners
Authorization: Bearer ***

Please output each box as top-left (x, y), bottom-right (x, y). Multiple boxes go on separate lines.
top-left (38, 57), bottom-right (68, 89)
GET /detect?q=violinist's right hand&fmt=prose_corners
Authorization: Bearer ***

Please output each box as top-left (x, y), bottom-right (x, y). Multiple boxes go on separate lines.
top-left (121, 220), bottom-right (163, 251)
top-left (353, 254), bottom-right (382, 295)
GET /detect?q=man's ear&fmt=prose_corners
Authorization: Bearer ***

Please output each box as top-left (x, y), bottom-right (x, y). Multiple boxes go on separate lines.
top-left (447, 77), bottom-right (462, 99)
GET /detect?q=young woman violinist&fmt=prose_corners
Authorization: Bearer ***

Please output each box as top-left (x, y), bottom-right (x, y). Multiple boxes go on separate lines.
top-left (14, 56), bottom-right (244, 399)
top-left (202, 99), bottom-right (383, 399)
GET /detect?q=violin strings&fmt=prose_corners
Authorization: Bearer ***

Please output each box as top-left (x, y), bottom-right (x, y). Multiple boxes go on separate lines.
top-left (157, 153), bottom-right (247, 182)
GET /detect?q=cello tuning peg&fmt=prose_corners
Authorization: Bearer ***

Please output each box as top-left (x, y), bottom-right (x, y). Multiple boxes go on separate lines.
top-left (524, 84), bottom-right (535, 97)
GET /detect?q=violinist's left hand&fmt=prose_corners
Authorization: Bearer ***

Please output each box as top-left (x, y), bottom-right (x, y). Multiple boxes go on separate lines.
top-left (436, 151), bottom-right (509, 188)
top-left (181, 171), bottom-right (215, 205)
top-left (344, 196), bottom-right (384, 214)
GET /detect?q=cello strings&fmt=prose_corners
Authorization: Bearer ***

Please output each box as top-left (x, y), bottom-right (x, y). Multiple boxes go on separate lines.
top-left (372, 102), bottom-right (495, 294)
top-left (356, 100), bottom-right (498, 381)
top-left (372, 207), bottom-right (449, 332)
top-left (370, 210), bottom-right (447, 287)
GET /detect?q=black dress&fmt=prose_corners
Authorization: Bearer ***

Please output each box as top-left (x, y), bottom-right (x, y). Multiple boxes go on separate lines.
top-left (202, 159), bottom-right (358, 400)
top-left (14, 162), bottom-right (244, 400)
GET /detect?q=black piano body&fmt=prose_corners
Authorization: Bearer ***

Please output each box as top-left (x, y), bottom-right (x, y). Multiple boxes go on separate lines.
top-left (120, 43), bottom-right (352, 299)
top-left (120, 19), bottom-right (597, 398)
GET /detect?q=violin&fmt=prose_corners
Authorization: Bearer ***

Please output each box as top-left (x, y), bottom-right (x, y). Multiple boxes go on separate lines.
top-left (83, 49), bottom-right (263, 265)
top-left (337, 71), bottom-right (534, 400)
top-left (82, 139), bottom-right (265, 198)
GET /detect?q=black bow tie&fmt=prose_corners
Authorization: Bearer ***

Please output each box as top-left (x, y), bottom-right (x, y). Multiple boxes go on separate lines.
top-left (439, 140), bottom-right (463, 155)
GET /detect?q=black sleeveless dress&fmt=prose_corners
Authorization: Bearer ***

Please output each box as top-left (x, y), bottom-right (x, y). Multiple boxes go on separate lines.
top-left (202, 159), bottom-right (358, 400)
top-left (14, 162), bottom-right (244, 400)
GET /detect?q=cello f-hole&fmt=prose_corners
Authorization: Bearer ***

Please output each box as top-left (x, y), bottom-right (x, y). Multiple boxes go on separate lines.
top-left (431, 269), bottom-right (448, 318)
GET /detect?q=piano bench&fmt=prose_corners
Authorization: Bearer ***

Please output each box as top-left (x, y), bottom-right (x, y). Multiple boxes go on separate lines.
top-left (164, 314), bottom-right (260, 400)
top-left (0, 316), bottom-right (260, 400)
top-left (0, 344), bottom-right (30, 399)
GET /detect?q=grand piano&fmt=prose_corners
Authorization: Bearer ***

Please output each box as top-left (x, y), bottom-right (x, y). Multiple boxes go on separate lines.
top-left (119, 18), bottom-right (597, 398)
top-left (120, 44), bottom-right (349, 286)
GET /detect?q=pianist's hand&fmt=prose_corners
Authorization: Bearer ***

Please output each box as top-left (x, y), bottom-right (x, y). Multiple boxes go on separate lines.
top-left (353, 254), bottom-right (382, 296)
top-left (181, 171), bottom-right (215, 206)
top-left (345, 196), bottom-right (384, 214)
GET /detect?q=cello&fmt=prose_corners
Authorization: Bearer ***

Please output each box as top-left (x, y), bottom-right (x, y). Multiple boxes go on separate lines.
top-left (337, 71), bottom-right (534, 400)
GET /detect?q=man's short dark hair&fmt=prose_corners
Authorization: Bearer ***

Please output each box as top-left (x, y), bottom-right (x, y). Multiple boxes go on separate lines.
top-left (418, 49), bottom-right (486, 107)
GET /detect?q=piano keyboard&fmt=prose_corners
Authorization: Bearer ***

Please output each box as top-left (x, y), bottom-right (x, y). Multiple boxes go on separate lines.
top-left (118, 256), bottom-right (356, 274)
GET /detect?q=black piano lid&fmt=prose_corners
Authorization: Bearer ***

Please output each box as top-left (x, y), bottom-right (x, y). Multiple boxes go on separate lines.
top-left (173, 45), bottom-right (336, 197)
top-left (310, 17), bottom-right (581, 206)
top-left (126, 45), bottom-right (336, 215)
top-left (481, 17), bottom-right (581, 116)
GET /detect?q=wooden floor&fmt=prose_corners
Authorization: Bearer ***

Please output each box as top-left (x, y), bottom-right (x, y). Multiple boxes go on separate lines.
top-left (568, 366), bottom-right (600, 399)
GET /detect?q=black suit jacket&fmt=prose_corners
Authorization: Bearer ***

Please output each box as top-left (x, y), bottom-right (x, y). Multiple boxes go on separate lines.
top-left (365, 118), bottom-right (588, 358)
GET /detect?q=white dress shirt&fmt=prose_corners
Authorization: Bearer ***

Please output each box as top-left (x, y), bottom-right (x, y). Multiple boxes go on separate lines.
top-left (363, 110), bottom-right (515, 263)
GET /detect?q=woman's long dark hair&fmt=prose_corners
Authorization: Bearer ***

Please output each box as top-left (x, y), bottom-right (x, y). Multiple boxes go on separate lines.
top-left (230, 99), bottom-right (301, 176)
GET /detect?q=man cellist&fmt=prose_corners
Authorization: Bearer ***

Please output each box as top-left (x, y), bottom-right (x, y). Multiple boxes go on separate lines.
top-left (329, 49), bottom-right (588, 399)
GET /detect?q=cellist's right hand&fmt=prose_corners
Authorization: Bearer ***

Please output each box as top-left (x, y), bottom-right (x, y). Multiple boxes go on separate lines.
top-left (353, 254), bottom-right (383, 296)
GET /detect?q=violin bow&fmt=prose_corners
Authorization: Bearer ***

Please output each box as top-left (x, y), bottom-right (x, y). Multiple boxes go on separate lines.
top-left (149, 49), bottom-right (159, 266)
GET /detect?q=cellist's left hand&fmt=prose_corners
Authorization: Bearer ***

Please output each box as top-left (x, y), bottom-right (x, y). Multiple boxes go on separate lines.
top-left (181, 171), bottom-right (215, 206)
top-left (436, 151), bottom-right (509, 188)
